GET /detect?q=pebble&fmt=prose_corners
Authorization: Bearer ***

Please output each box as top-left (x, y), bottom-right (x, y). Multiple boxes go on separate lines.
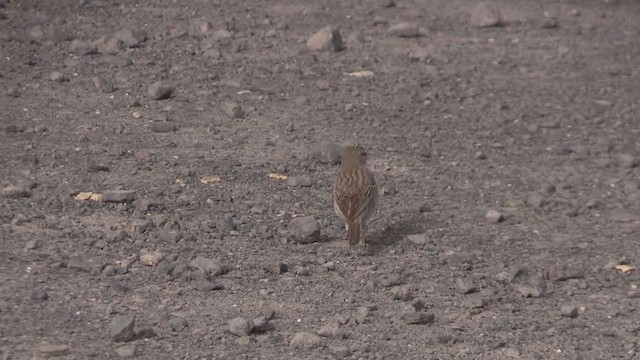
top-left (307, 26), bottom-right (343, 52)
top-left (49, 71), bottom-right (68, 82)
top-left (289, 331), bottom-right (322, 349)
top-left (485, 210), bottom-right (504, 223)
top-left (405, 233), bottom-right (428, 246)
top-left (402, 312), bottom-right (435, 325)
top-left (318, 322), bottom-right (347, 339)
top-left (220, 101), bottom-right (245, 119)
top-left (37, 344), bottom-right (70, 357)
top-left (346, 30), bottom-right (365, 44)
top-left (229, 317), bottom-right (254, 336)
top-left (286, 176), bottom-right (312, 187)
top-left (388, 22), bottom-right (420, 38)
top-left (102, 190), bottom-right (135, 203)
top-left (30, 288), bottom-right (48, 301)
top-left (189, 256), bottom-right (229, 277)
top-left (110, 314), bottom-right (136, 342)
top-left (515, 285), bottom-right (542, 298)
top-left (150, 121), bottom-right (176, 133)
top-left (195, 280), bottom-right (223, 292)
top-left (114, 28), bottom-right (147, 48)
top-left (408, 47), bottom-right (429, 61)
top-left (2, 185), bottom-right (31, 198)
top-left (263, 262), bottom-right (288, 274)
top-left (526, 192), bottom-right (545, 208)
top-left (616, 153), bottom-right (637, 168)
top-left (93, 77), bottom-right (116, 93)
top-left (139, 251), bottom-right (164, 266)
top-left (188, 18), bottom-right (212, 38)
top-left (560, 304), bottom-right (578, 318)
top-left (148, 81), bottom-right (173, 100)
top-left (94, 35), bottom-right (123, 54)
top-left (541, 13), bottom-right (558, 28)
top-left (390, 286), bottom-right (414, 301)
top-left (545, 265), bottom-right (584, 281)
top-left (70, 40), bottom-right (97, 55)
top-left (311, 143), bottom-right (342, 165)
top-left (456, 278), bottom-right (477, 294)
top-left (289, 216), bottom-right (321, 244)
top-left (470, 2), bottom-right (501, 27)
top-left (115, 344), bottom-right (137, 358)
top-left (25, 239), bottom-right (39, 250)
top-left (330, 345), bottom-right (350, 358)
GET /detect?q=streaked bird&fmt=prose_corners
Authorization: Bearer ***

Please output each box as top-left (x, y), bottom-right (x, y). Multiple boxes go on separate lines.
top-left (333, 145), bottom-right (377, 246)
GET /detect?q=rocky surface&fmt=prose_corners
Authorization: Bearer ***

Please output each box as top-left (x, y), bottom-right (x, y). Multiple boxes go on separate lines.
top-left (1, 0), bottom-right (640, 358)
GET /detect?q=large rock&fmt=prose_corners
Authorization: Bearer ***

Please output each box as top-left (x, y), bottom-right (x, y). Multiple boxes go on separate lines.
top-left (307, 26), bottom-right (343, 52)
top-left (289, 216), bottom-right (321, 244)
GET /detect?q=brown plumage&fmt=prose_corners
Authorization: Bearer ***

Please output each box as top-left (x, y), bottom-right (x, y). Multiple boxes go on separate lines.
top-left (333, 145), bottom-right (377, 246)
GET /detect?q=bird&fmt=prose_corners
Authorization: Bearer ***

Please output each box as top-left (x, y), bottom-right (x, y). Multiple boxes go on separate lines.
top-left (333, 145), bottom-right (377, 246)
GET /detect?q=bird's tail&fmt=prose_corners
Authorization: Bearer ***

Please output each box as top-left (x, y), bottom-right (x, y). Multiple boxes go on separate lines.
top-left (347, 222), bottom-right (362, 246)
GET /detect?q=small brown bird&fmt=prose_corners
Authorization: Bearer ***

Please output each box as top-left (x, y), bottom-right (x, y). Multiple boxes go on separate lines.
top-left (333, 145), bottom-right (377, 246)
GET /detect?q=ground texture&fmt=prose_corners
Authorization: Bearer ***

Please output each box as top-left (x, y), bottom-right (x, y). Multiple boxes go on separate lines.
top-left (2, 0), bottom-right (640, 359)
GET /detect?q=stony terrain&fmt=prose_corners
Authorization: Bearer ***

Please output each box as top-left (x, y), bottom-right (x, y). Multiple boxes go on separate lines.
top-left (1, 0), bottom-right (640, 358)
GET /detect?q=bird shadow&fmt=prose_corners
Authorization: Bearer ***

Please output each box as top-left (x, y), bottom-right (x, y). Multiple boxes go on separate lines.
top-left (366, 214), bottom-right (426, 254)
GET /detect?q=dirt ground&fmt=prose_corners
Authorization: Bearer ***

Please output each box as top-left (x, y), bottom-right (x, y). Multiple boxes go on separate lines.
top-left (2, 0), bottom-right (640, 358)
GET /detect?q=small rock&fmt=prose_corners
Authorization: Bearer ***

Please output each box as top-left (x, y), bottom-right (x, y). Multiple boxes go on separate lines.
top-left (312, 143), bottom-right (342, 165)
top-left (405, 233), bottom-right (428, 246)
top-left (114, 28), bottom-right (147, 48)
top-left (330, 345), bottom-right (350, 358)
top-left (286, 176), bottom-right (312, 187)
top-left (25, 239), bottom-right (39, 250)
top-left (485, 210), bottom-right (504, 223)
top-left (560, 304), bottom-right (578, 318)
top-left (289, 331), bottom-right (322, 349)
top-left (37, 344), bottom-right (70, 357)
top-left (411, 298), bottom-right (426, 311)
top-left (93, 77), bottom-right (116, 93)
top-left (2, 185), bottom-right (30, 198)
top-left (263, 262), bottom-right (288, 274)
top-left (139, 251), bottom-right (164, 266)
top-left (294, 266), bottom-right (310, 276)
top-left (542, 14), bottom-right (558, 28)
top-left (150, 121), bottom-right (176, 133)
top-left (456, 278), bottom-right (477, 294)
top-left (195, 280), bottom-right (223, 292)
top-left (188, 18), bottom-right (212, 37)
top-left (148, 81), bottom-right (173, 100)
top-left (610, 210), bottom-right (636, 223)
top-left (388, 22), bottom-right (420, 37)
top-left (6, 86), bottom-right (20, 97)
top-left (346, 30), bottom-right (365, 44)
top-left (189, 256), bottom-right (229, 277)
top-left (402, 312), bottom-right (435, 325)
top-left (229, 317), bottom-right (254, 336)
top-left (110, 315), bottom-right (136, 342)
top-left (252, 311), bottom-right (274, 333)
top-left (526, 192), bottom-right (545, 208)
top-left (545, 265), bottom-right (584, 281)
top-left (515, 285), bottom-right (542, 298)
top-left (30, 288), bottom-right (48, 301)
top-left (49, 71), bottom-right (68, 82)
top-left (322, 261), bottom-right (336, 271)
top-left (470, 2), bottom-right (502, 27)
top-left (94, 35), bottom-right (124, 54)
top-left (115, 344), bottom-right (137, 358)
top-left (289, 216), bottom-right (321, 244)
top-left (102, 190), bottom-right (135, 203)
top-left (221, 101), bottom-right (245, 119)
top-left (168, 317), bottom-right (189, 332)
top-left (568, 8), bottom-right (580, 16)
top-left (70, 40), bottom-right (98, 55)
top-left (307, 26), bottom-right (343, 52)
top-left (616, 153), bottom-right (637, 168)
top-left (390, 286), bottom-right (414, 301)
top-left (318, 322), bottom-right (346, 338)
top-left (408, 47), bottom-right (429, 61)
